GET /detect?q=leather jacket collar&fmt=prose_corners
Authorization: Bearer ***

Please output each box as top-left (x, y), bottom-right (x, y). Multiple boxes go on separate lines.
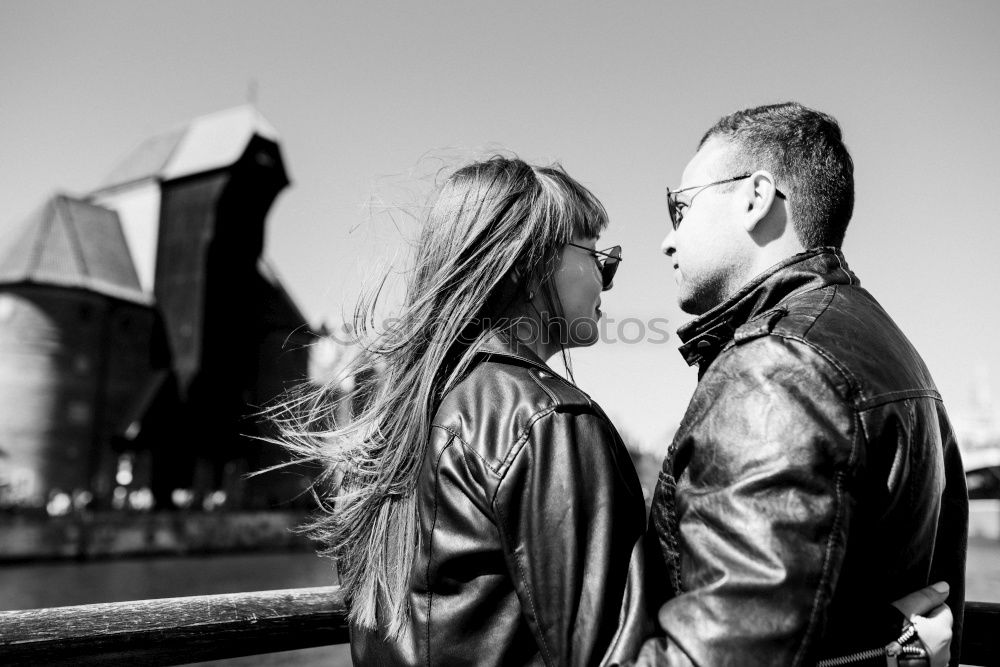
top-left (676, 247), bottom-right (858, 368)
top-left (477, 331), bottom-right (552, 373)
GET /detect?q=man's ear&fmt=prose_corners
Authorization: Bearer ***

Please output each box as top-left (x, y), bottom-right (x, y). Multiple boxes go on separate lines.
top-left (743, 170), bottom-right (781, 233)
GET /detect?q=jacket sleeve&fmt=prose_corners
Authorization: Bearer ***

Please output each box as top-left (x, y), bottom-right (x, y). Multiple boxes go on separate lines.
top-left (633, 337), bottom-right (857, 666)
top-left (493, 407), bottom-right (647, 667)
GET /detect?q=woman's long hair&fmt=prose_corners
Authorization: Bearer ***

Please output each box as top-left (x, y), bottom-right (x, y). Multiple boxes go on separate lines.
top-left (271, 156), bottom-right (608, 636)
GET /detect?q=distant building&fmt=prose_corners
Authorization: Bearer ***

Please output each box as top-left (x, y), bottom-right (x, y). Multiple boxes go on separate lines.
top-left (0, 107), bottom-right (317, 512)
top-left (0, 195), bottom-right (166, 511)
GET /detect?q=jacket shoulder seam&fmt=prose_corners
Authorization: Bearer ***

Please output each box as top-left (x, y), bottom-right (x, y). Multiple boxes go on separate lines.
top-left (430, 423), bottom-right (498, 476)
top-left (434, 402), bottom-right (579, 480)
top-left (494, 406), bottom-right (559, 485)
top-left (713, 330), bottom-right (860, 405)
top-left (765, 331), bottom-right (863, 404)
top-left (799, 283), bottom-right (837, 339)
top-left (856, 388), bottom-right (943, 411)
top-left (768, 330), bottom-right (943, 412)
top-left (491, 405), bottom-right (612, 506)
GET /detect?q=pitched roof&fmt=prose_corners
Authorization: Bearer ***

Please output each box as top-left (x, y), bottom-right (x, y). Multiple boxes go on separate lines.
top-left (0, 194), bottom-right (149, 304)
top-left (94, 105), bottom-right (280, 192)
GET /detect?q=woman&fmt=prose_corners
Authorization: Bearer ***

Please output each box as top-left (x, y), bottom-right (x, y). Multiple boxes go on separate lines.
top-left (273, 157), bottom-right (951, 666)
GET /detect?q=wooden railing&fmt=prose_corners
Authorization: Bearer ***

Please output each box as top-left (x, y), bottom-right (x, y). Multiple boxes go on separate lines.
top-left (0, 586), bottom-right (348, 666)
top-left (0, 587), bottom-right (996, 666)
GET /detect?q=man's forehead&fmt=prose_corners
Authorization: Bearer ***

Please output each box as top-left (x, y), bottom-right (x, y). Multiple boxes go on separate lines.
top-left (682, 138), bottom-right (733, 185)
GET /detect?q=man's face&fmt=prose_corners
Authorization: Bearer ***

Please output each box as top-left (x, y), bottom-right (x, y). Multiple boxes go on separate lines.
top-left (662, 138), bottom-right (748, 315)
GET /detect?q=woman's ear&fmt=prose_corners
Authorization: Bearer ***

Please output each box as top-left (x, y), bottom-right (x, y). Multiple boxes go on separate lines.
top-left (512, 266), bottom-right (543, 301)
top-left (526, 275), bottom-right (544, 302)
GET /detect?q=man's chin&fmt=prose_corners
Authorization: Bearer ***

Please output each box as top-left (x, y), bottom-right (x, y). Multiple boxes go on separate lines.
top-left (678, 282), bottom-right (728, 317)
top-left (678, 294), bottom-right (709, 316)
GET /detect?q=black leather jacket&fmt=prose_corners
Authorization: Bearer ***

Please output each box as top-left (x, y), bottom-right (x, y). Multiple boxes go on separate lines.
top-left (636, 248), bottom-right (968, 666)
top-left (351, 334), bottom-right (649, 666)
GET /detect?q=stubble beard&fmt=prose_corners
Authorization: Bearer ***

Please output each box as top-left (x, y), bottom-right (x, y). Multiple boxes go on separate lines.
top-left (678, 266), bottom-right (740, 317)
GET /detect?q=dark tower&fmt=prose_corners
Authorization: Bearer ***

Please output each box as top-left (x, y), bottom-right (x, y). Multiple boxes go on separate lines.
top-left (91, 106), bottom-right (315, 509)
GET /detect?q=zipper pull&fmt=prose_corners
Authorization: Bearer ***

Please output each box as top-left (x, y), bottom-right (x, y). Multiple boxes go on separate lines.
top-left (885, 640), bottom-right (902, 667)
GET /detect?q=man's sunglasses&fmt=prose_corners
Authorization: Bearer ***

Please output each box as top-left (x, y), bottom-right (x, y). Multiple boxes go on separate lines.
top-left (666, 173), bottom-right (786, 230)
top-left (567, 243), bottom-right (622, 291)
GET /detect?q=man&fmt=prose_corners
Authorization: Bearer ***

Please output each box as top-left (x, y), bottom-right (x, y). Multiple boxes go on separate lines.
top-left (634, 103), bottom-right (968, 665)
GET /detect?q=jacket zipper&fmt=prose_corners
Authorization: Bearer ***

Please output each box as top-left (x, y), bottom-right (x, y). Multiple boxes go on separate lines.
top-left (816, 624), bottom-right (923, 666)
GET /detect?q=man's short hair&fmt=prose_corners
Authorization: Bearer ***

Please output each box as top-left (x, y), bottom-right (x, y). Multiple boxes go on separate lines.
top-left (699, 102), bottom-right (854, 249)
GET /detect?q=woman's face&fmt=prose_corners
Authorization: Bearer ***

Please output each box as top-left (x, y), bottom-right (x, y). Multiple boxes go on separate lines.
top-left (549, 235), bottom-right (605, 348)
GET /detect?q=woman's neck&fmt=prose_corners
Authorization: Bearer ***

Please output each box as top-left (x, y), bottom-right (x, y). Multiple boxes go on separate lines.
top-left (502, 303), bottom-right (561, 362)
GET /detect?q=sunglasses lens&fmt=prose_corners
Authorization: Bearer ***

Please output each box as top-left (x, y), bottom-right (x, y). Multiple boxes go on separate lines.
top-left (601, 247), bottom-right (621, 291)
top-left (602, 265), bottom-right (616, 290)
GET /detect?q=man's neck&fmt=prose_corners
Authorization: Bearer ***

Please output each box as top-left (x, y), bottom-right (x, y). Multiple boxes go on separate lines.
top-left (739, 238), bottom-right (807, 293)
top-left (697, 244), bottom-right (812, 318)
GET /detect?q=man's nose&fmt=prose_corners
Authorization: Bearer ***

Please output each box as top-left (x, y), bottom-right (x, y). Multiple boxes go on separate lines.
top-left (661, 229), bottom-right (676, 256)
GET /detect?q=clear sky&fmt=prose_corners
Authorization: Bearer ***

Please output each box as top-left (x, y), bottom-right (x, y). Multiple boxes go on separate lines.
top-left (2, 1), bottom-right (998, 450)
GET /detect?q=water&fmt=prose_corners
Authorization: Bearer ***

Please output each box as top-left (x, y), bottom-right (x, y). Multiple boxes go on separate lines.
top-left (2, 541), bottom-right (999, 665)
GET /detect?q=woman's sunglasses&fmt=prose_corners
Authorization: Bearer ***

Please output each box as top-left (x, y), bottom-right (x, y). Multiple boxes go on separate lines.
top-left (567, 243), bottom-right (622, 291)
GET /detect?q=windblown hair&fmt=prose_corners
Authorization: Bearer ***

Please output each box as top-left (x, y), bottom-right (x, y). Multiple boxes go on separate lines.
top-left (700, 101), bottom-right (855, 249)
top-left (270, 156), bottom-right (608, 636)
